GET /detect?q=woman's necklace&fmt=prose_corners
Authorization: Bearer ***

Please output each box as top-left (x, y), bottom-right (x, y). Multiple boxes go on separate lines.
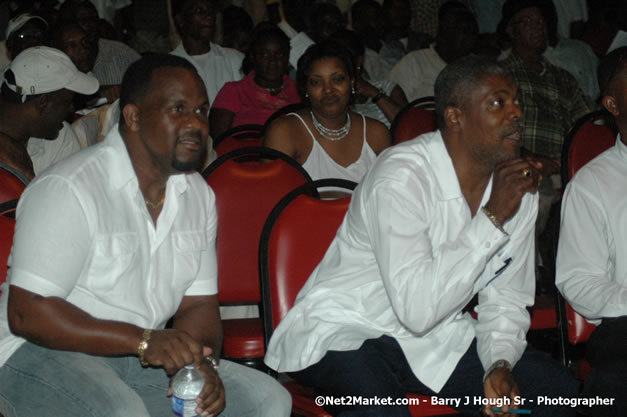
top-left (264, 82), bottom-right (284, 95)
top-left (310, 111), bottom-right (351, 141)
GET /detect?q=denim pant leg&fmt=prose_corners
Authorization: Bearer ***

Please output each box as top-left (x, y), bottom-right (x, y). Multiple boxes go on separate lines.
top-left (218, 359), bottom-right (291, 417)
top-left (0, 342), bottom-right (153, 417)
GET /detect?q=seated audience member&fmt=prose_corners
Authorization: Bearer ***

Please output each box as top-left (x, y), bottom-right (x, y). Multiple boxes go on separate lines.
top-left (388, 1), bottom-right (478, 102)
top-left (409, 0), bottom-right (475, 39)
top-left (5, 13), bottom-right (48, 60)
top-left (556, 46), bottom-right (627, 417)
top-left (58, 0), bottom-right (141, 103)
top-left (0, 53), bottom-right (291, 417)
top-left (0, 47), bottom-right (98, 183)
top-left (264, 40), bottom-right (390, 182)
top-left (332, 29), bottom-right (408, 128)
top-left (351, 0), bottom-right (404, 81)
top-left (210, 25), bottom-right (300, 139)
top-left (170, 0), bottom-right (244, 107)
top-left (305, 3), bottom-right (343, 43)
top-left (382, 0), bottom-right (431, 54)
top-left (220, 5), bottom-right (254, 54)
top-left (498, 0), bottom-right (589, 237)
top-left (265, 54), bottom-right (578, 417)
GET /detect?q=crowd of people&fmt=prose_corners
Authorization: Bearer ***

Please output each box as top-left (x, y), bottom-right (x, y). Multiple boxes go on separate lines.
top-left (0, 0), bottom-right (625, 416)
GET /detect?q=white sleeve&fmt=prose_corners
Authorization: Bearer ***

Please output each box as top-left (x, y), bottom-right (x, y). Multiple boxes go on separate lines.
top-left (9, 176), bottom-right (91, 298)
top-left (556, 177), bottom-right (627, 319)
top-left (362, 174), bottom-right (511, 336)
top-left (475, 194), bottom-right (536, 370)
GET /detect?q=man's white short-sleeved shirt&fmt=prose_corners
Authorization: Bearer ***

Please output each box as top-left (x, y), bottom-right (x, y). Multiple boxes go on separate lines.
top-left (265, 131), bottom-right (537, 392)
top-left (0, 126), bottom-right (218, 366)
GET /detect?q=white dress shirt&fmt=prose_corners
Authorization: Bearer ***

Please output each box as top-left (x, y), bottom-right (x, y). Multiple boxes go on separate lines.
top-left (0, 125), bottom-right (218, 366)
top-left (388, 44), bottom-right (446, 102)
top-left (171, 42), bottom-right (244, 107)
top-left (556, 136), bottom-right (627, 322)
top-left (265, 130), bottom-right (537, 392)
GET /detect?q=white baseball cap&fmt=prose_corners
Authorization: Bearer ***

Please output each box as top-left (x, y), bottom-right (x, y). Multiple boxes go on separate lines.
top-left (4, 46), bottom-right (100, 102)
top-left (5, 13), bottom-right (48, 40)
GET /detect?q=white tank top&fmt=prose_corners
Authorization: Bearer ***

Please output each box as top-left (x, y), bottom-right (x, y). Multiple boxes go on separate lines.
top-left (289, 112), bottom-right (377, 182)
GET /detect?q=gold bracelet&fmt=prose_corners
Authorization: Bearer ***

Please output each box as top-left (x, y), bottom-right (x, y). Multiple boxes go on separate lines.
top-left (138, 328), bottom-right (152, 367)
top-left (481, 207), bottom-right (507, 236)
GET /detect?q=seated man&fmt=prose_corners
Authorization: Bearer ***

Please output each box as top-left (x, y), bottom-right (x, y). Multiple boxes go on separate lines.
top-left (265, 55), bottom-right (578, 417)
top-left (0, 46), bottom-right (99, 184)
top-left (0, 54), bottom-right (290, 417)
top-left (388, 1), bottom-right (478, 102)
top-left (556, 46), bottom-right (627, 417)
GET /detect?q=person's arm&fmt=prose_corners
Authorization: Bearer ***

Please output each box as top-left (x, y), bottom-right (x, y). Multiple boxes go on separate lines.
top-left (209, 108), bottom-right (235, 140)
top-left (357, 80), bottom-right (408, 124)
top-left (556, 173), bottom-right (627, 319)
top-left (363, 156), bottom-right (540, 335)
top-left (363, 117), bottom-right (391, 155)
top-left (263, 116), bottom-right (302, 162)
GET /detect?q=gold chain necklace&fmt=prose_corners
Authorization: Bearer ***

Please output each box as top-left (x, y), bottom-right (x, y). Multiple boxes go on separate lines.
top-left (145, 195), bottom-right (165, 209)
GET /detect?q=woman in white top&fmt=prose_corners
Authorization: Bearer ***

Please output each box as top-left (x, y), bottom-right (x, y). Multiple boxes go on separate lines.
top-left (264, 40), bottom-right (391, 182)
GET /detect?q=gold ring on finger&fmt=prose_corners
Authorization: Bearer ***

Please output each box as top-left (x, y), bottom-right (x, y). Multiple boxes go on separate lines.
top-left (523, 168), bottom-right (531, 177)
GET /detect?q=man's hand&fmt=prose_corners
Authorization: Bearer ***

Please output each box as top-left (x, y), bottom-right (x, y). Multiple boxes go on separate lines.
top-left (142, 329), bottom-right (204, 375)
top-left (485, 158), bottom-right (543, 225)
top-left (194, 347), bottom-right (226, 417)
top-left (483, 367), bottom-right (521, 417)
top-left (526, 154), bottom-right (559, 177)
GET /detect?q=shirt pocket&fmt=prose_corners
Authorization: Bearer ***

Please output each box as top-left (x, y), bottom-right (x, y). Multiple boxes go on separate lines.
top-left (86, 233), bottom-right (138, 292)
top-left (172, 231), bottom-right (208, 286)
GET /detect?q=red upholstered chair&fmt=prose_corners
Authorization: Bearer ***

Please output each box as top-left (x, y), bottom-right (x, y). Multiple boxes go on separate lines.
top-left (259, 179), bottom-right (459, 417)
top-left (557, 295), bottom-right (597, 381)
top-left (213, 124), bottom-right (264, 157)
top-left (0, 214), bottom-right (16, 293)
top-left (390, 96), bottom-right (437, 145)
top-left (561, 110), bottom-right (617, 185)
top-left (0, 167), bottom-right (27, 204)
top-left (202, 147), bottom-right (312, 366)
top-left (0, 199), bottom-right (18, 218)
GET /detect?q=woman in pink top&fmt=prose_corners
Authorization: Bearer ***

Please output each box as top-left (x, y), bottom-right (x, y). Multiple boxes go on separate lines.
top-left (209, 26), bottom-right (301, 139)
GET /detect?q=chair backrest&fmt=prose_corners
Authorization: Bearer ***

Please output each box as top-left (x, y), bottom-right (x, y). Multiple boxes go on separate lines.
top-left (202, 147), bottom-right (312, 304)
top-left (561, 110), bottom-right (617, 185)
top-left (259, 179), bottom-right (356, 343)
top-left (0, 167), bottom-right (27, 204)
top-left (0, 199), bottom-right (18, 218)
top-left (263, 102), bottom-right (307, 135)
top-left (213, 124), bottom-right (264, 157)
top-left (0, 215), bottom-right (16, 291)
top-left (565, 302), bottom-right (596, 345)
top-left (390, 96), bottom-right (436, 145)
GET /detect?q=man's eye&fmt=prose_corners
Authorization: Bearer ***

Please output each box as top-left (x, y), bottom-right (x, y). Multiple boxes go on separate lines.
top-left (173, 105), bottom-right (184, 112)
top-left (491, 98), bottom-right (504, 107)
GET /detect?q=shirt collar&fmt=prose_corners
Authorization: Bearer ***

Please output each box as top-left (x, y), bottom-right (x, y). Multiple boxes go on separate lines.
top-left (104, 124), bottom-right (190, 196)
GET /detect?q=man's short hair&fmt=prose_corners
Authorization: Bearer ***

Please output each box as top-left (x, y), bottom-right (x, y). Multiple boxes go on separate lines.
top-left (171, 0), bottom-right (217, 18)
top-left (598, 46), bottom-right (627, 97)
top-left (118, 54), bottom-right (198, 126)
top-left (434, 54), bottom-right (509, 128)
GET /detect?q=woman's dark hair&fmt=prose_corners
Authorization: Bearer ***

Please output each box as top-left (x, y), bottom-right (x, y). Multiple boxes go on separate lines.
top-left (296, 40), bottom-right (355, 100)
top-left (242, 24), bottom-right (290, 74)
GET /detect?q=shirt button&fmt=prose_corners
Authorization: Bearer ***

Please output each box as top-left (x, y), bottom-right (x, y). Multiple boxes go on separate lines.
top-left (485, 242), bottom-right (491, 249)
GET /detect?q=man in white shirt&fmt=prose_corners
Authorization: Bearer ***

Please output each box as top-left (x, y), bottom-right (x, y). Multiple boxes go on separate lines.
top-left (265, 55), bottom-right (577, 417)
top-left (556, 46), bottom-right (627, 417)
top-left (170, 0), bottom-right (244, 107)
top-left (0, 54), bottom-right (290, 417)
top-left (388, 2), bottom-right (478, 102)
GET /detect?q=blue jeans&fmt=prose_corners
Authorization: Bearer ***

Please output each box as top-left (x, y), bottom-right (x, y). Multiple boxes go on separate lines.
top-left (292, 336), bottom-right (579, 417)
top-left (0, 342), bottom-right (291, 417)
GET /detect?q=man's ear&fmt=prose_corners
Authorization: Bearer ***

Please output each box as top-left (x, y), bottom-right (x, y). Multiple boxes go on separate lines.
top-left (602, 95), bottom-right (618, 116)
top-left (122, 103), bottom-right (140, 132)
top-left (444, 106), bottom-right (462, 130)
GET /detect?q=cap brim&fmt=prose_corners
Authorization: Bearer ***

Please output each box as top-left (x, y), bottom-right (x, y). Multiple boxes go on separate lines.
top-left (65, 72), bottom-right (100, 96)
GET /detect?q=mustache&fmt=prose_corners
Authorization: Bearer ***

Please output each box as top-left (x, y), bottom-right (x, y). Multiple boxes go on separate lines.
top-left (177, 130), bottom-right (205, 142)
top-left (502, 121), bottom-right (522, 136)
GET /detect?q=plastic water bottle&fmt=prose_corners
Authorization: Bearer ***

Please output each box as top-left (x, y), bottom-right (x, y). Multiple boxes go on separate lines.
top-left (171, 365), bottom-right (204, 417)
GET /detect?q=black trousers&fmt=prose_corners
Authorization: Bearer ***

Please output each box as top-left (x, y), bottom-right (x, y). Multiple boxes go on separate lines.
top-left (583, 316), bottom-right (627, 417)
top-left (292, 336), bottom-right (578, 417)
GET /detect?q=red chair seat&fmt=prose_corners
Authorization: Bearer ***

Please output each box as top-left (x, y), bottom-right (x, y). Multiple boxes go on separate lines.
top-left (222, 318), bottom-right (265, 358)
